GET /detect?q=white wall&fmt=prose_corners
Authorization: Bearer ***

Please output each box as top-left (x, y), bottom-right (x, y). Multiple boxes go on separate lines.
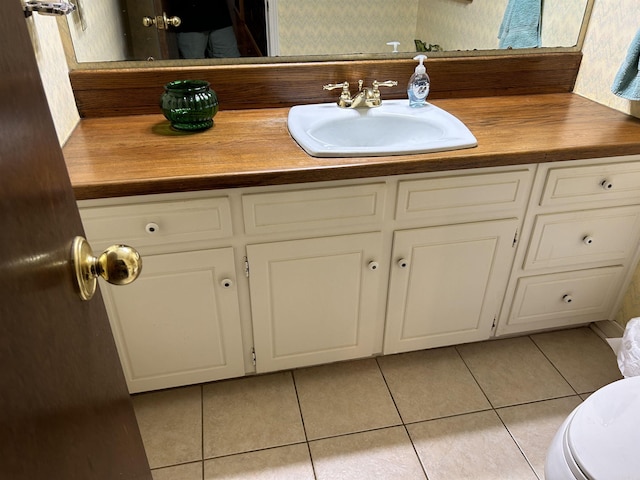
top-left (27, 14), bottom-right (79, 144)
top-left (574, 0), bottom-right (640, 118)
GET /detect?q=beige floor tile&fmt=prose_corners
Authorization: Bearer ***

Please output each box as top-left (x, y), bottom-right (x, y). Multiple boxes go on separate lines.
top-left (378, 348), bottom-right (491, 423)
top-left (132, 385), bottom-right (202, 469)
top-left (203, 372), bottom-right (305, 458)
top-left (497, 396), bottom-right (582, 478)
top-left (408, 410), bottom-right (537, 480)
top-left (531, 327), bottom-right (623, 394)
top-left (203, 444), bottom-right (315, 480)
top-left (151, 461), bottom-right (203, 480)
top-left (310, 426), bottom-right (426, 480)
top-left (457, 337), bottom-right (574, 407)
top-left (294, 359), bottom-right (401, 440)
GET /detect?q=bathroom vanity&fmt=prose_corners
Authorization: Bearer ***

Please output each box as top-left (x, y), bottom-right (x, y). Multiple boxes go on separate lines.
top-left (63, 93), bottom-right (640, 393)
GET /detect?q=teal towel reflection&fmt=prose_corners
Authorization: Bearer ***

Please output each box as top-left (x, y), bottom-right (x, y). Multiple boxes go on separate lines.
top-left (498, 0), bottom-right (541, 49)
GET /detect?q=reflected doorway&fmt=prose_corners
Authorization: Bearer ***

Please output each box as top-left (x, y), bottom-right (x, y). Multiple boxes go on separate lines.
top-left (122, 0), bottom-right (268, 60)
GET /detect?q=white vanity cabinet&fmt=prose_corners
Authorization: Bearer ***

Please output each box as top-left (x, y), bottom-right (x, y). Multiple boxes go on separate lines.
top-left (247, 232), bottom-right (384, 372)
top-left (77, 157), bottom-right (640, 392)
top-left (241, 183), bottom-right (388, 372)
top-left (383, 168), bottom-right (534, 354)
top-left (78, 195), bottom-right (245, 393)
top-left (384, 219), bottom-right (519, 354)
top-left (498, 156), bottom-right (640, 335)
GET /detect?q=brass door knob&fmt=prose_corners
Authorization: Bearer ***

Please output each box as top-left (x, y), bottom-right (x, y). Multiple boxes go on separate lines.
top-left (142, 13), bottom-right (181, 30)
top-left (72, 236), bottom-right (142, 301)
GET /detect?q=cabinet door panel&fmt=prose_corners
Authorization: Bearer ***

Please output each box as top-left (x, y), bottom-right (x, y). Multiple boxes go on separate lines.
top-left (101, 248), bottom-right (244, 393)
top-left (247, 233), bottom-right (384, 372)
top-left (384, 219), bottom-right (518, 354)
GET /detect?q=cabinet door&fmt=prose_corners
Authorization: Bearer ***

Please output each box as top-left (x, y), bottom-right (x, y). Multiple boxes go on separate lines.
top-left (247, 233), bottom-right (384, 372)
top-left (101, 248), bottom-right (245, 393)
top-left (384, 219), bottom-right (518, 354)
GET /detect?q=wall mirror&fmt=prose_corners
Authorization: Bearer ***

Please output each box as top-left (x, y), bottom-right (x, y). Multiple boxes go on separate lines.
top-left (62, 0), bottom-right (593, 70)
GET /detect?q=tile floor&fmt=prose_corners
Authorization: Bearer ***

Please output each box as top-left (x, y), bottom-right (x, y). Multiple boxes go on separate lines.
top-left (132, 326), bottom-right (623, 480)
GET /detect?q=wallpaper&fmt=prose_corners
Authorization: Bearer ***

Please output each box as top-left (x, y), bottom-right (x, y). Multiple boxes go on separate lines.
top-left (277, 0), bottom-right (418, 55)
top-left (65, 0), bottom-right (128, 62)
top-left (415, 0), bottom-right (507, 51)
top-left (28, 15), bottom-right (79, 144)
top-left (575, 0), bottom-right (640, 116)
top-left (277, 0), bottom-right (587, 55)
top-left (542, 1), bottom-right (589, 48)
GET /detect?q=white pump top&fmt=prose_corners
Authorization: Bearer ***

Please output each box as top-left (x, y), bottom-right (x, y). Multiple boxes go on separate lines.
top-left (413, 55), bottom-right (428, 74)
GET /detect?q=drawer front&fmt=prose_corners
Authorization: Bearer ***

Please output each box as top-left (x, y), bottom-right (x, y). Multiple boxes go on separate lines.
top-left (395, 169), bottom-right (532, 223)
top-left (80, 197), bottom-right (233, 248)
top-left (505, 266), bottom-right (623, 327)
top-left (242, 183), bottom-right (386, 235)
top-left (524, 206), bottom-right (640, 270)
top-left (540, 160), bottom-right (640, 207)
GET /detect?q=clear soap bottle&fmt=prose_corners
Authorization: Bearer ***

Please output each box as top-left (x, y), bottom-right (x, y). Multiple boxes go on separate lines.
top-left (407, 55), bottom-right (430, 107)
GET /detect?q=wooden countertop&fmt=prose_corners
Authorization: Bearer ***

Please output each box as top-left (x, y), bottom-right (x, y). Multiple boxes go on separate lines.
top-left (63, 93), bottom-right (640, 200)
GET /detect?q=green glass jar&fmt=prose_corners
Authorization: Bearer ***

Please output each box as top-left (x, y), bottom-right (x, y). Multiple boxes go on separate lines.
top-left (160, 80), bottom-right (219, 131)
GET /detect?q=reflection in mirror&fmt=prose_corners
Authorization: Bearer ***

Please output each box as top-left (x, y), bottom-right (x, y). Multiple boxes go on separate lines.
top-left (65, 0), bottom-right (591, 64)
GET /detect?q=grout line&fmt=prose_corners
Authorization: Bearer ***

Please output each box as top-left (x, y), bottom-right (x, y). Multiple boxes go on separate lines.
top-left (453, 344), bottom-right (496, 409)
top-left (528, 334), bottom-right (581, 396)
top-left (375, 357), bottom-right (430, 480)
top-left (290, 369), bottom-right (318, 480)
top-left (201, 384), bottom-right (205, 480)
top-left (494, 409), bottom-right (542, 480)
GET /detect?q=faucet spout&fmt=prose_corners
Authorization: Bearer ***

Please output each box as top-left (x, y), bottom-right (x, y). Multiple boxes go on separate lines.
top-left (323, 79), bottom-right (398, 108)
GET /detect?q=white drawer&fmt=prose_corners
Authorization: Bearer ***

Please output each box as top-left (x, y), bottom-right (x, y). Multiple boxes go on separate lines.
top-left (395, 169), bottom-right (532, 223)
top-left (242, 183), bottom-right (386, 234)
top-left (540, 160), bottom-right (640, 207)
top-left (505, 267), bottom-right (623, 328)
top-left (80, 197), bottom-right (233, 248)
top-left (523, 205), bottom-right (640, 270)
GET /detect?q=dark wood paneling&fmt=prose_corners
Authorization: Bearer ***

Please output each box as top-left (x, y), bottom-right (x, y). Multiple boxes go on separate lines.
top-left (70, 53), bottom-right (581, 117)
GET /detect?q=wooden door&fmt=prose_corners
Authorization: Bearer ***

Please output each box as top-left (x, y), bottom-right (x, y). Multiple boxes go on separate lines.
top-left (231, 0), bottom-right (267, 56)
top-left (125, 0), bottom-right (178, 60)
top-left (0, 2), bottom-right (151, 479)
top-left (384, 219), bottom-right (518, 354)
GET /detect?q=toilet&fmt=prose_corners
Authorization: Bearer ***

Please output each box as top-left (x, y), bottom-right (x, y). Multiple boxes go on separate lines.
top-left (544, 376), bottom-right (640, 479)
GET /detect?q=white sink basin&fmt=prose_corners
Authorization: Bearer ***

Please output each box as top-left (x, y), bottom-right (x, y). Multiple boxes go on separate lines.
top-left (287, 100), bottom-right (477, 157)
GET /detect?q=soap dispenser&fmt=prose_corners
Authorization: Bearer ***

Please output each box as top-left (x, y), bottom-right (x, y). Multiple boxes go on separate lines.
top-left (407, 55), bottom-right (430, 107)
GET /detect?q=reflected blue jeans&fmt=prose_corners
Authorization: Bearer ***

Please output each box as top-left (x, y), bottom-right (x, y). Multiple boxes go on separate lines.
top-left (177, 26), bottom-right (240, 59)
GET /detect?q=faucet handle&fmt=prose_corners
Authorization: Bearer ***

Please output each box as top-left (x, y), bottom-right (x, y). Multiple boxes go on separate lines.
top-left (323, 82), bottom-right (349, 91)
top-left (373, 80), bottom-right (398, 90)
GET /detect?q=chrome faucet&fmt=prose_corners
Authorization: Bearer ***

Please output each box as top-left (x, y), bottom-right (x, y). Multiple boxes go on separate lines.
top-left (323, 79), bottom-right (398, 108)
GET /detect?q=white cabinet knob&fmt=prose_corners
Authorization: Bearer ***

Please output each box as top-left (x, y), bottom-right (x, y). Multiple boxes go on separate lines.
top-left (601, 179), bottom-right (614, 190)
top-left (368, 261), bottom-right (379, 271)
top-left (582, 235), bottom-right (594, 245)
top-left (562, 294), bottom-right (574, 304)
top-left (145, 222), bottom-right (160, 234)
top-left (221, 278), bottom-right (234, 288)
top-left (397, 258), bottom-right (408, 268)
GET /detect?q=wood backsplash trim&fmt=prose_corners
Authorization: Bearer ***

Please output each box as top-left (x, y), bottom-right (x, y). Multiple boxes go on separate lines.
top-left (70, 52), bottom-right (581, 118)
